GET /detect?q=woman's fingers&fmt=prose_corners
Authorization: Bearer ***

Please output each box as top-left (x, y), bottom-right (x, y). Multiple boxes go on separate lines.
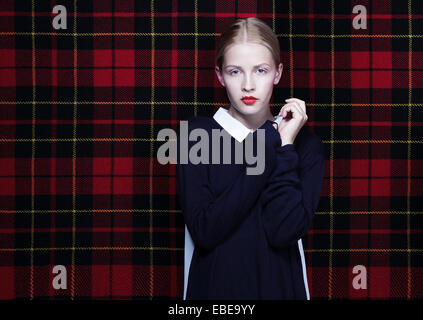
top-left (285, 98), bottom-right (308, 121)
top-left (285, 98), bottom-right (306, 113)
top-left (279, 102), bottom-right (304, 119)
top-left (285, 98), bottom-right (306, 114)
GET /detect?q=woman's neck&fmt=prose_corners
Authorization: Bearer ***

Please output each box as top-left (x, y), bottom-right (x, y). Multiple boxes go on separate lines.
top-left (228, 105), bottom-right (275, 131)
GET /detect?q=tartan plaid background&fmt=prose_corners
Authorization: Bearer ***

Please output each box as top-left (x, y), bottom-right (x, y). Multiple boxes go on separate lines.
top-left (0, 0), bottom-right (422, 299)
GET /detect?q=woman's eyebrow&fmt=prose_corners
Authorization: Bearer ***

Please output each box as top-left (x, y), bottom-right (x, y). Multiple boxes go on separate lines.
top-left (224, 63), bottom-right (270, 69)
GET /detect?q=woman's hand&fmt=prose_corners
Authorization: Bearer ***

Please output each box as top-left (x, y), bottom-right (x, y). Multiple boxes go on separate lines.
top-left (273, 98), bottom-right (308, 146)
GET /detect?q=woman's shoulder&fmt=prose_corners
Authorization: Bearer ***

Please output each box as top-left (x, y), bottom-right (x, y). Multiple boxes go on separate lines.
top-left (294, 126), bottom-right (324, 157)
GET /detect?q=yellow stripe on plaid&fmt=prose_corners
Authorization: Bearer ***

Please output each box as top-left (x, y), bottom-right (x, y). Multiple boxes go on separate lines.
top-left (407, 0), bottom-right (413, 299)
top-left (2, 32), bottom-right (423, 38)
top-left (329, 0), bottom-right (336, 299)
top-left (30, 0), bottom-right (36, 301)
top-left (70, 0), bottom-right (78, 300)
top-left (2, 101), bottom-right (423, 107)
top-left (0, 247), bottom-right (420, 253)
top-left (0, 247), bottom-right (184, 251)
top-left (289, 0), bottom-right (294, 98)
top-left (1, 210), bottom-right (423, 215)
top-left (149, 0), bottom-right (156, 300)
top-left (1, 138), bottom-right (423, 143)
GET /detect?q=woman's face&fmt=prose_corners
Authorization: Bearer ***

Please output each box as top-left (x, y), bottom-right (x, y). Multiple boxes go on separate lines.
top-left (215, 42), bottom-right (283, 117)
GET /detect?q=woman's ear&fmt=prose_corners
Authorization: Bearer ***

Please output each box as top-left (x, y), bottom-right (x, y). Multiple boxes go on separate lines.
top-left (215, 66), bottom-right (225, 87)
top-left (273, 63), bottom-right (283, 85)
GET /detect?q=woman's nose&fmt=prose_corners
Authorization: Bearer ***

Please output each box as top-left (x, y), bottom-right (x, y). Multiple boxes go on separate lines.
top-left (242, 74), bottom-right (255, 91)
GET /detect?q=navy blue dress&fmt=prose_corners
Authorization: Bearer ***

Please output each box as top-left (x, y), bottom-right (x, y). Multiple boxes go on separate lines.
top-left (176, 116), bottom-right (325, 299)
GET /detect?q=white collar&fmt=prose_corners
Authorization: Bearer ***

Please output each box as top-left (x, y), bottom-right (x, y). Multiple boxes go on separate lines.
top-left (213, 107), bottom-right (254, 143)
top-left (213, 107), bottom-right (281, 143)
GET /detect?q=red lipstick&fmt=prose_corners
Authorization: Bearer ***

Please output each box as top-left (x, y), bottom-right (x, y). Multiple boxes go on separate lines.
top-left (241, 96), bottom-right (258, 105)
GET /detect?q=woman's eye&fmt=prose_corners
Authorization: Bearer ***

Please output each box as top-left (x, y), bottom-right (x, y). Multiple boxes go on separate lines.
top-left (229, 69), bottom-right (266, 75)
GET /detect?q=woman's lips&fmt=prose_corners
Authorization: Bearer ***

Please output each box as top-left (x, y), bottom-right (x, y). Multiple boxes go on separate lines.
top-left (241, 97), bottom-right (258, 105)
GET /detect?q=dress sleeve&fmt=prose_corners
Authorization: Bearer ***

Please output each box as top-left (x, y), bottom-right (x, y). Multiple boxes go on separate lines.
top-left (260, 132), bottom-right (325, 249)
top-left (176, 118), bottom-right (281, 251)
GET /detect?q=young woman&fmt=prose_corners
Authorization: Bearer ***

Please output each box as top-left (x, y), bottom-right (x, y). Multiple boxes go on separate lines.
top-left (177, 17), bottom-right (325, 300)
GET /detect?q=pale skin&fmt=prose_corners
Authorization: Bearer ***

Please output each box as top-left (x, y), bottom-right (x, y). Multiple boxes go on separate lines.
top-left (215, 42), bottom-right (308, 146)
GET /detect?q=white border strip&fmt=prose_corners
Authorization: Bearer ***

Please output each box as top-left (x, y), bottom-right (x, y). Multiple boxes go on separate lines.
top-left (183, 225), bottom-right (194, 300)
top-left (298, 238), bottom-right (310, 300)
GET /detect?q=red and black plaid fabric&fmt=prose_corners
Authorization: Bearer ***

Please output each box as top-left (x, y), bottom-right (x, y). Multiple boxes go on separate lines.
top-left (0, 0), bottom-right (422, 300)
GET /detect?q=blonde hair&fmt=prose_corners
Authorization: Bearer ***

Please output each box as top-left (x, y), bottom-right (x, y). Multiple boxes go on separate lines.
top-left (215, 17), bottom-right (280, 71)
